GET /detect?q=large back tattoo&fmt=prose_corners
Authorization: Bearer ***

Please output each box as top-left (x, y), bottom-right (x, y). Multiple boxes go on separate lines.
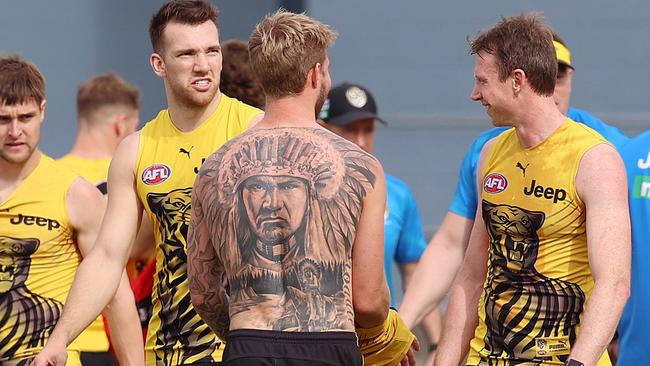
top-left (196, 127), bottom-right (378, 332)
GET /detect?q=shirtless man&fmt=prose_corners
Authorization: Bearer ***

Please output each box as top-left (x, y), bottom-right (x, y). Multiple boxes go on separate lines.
top-left (188, 10), bottom-right (417, 366)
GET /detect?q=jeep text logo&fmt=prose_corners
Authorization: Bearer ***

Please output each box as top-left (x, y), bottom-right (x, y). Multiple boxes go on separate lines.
top-left (10, 214), bottom-right (60, 231)
top-left (483, 173), bottom-right (508, 194)
top-left (142, 164), bottom-right (171, 185)
top-left (523, 180), bottom-right (567, 203)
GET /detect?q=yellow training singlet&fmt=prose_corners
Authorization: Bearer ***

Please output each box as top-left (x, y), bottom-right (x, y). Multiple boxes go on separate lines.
top-left (136, 94), bottom-right (261, 366)
top-left (0, 155), bottom-right (82, 365)
top-left (57, 154), bottom-right (112, 353)
top-left (467, 120), bottom-right (611, 366)
top-left (58, 155), bottom-right (111, 194)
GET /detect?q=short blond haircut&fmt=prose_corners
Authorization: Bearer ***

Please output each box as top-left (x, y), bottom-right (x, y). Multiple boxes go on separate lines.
top-left (249, 10), bottom-right (337, 98)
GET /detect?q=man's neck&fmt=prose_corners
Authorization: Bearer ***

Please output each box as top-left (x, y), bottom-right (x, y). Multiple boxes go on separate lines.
top-left (68, 130), bottom-right (115, 159)
top-left (513, 97), bottom-right (567, 149)
top-left (256, 95), bottom-right (319, 129)
top-left (0, 150), bottom-right (42, 201)
top-left (167, 91), bottom-right (222, 132)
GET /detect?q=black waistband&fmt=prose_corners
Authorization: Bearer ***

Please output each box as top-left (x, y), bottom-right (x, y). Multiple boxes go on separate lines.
top-left (227, 329), bottom-right (358, 343)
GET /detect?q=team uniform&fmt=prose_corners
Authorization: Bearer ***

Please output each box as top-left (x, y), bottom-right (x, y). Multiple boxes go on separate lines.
top-left (616, 131), bottom-right (650, 365)
top-left (58, 155), bottom-right (111, 194)
top-left (384, 174), bottom-right (427, 306)
top-left (467, 121), bottom-right (610, 365)
top-left (0, 155), bottom-right (82, 365)
top-left (449, 107), bottom-right (629, 220)
top-left (136, 94), bottom-right (260, 365)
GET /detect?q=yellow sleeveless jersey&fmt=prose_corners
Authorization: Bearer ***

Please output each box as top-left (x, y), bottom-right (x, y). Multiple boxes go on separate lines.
top-left (467, 120), bottom-right (611, 365)
top-left (57, 154), bottom-right (111, 353)
top-left (58, 155), bottom-right (111, 195)
top-left (0, 155), bottom-right (82, 365)
top-left (136, 94), bottom-right (260, 365)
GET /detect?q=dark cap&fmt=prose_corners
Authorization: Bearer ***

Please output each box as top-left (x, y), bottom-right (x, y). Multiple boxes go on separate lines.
top-left (318, 82), bottom-right (387, 126)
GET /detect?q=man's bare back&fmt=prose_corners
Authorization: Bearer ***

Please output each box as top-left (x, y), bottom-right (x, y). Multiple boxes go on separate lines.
top-left (190, 126), bottom-right (381, 335)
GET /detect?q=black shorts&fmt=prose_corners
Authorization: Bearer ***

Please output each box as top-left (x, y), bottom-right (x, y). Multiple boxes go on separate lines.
top-left (80, 352), bottom-right (116, 366)
top-left (222, 329), bottom-right (363, 366)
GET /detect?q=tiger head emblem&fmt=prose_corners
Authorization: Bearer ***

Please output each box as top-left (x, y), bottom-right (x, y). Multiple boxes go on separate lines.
top-left (482, 201), bottom-right (545, 272)
top-left (147, 187), bottom-right (192, 248)
top-left (0, 236), bottom-right (40, 294)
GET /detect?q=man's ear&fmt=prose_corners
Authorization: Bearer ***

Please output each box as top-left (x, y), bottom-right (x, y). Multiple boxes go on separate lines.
top-left (511, 69), bottom-right (525, 93)
top-left (150, 53), bottom-right (165, 78)
top-left (38, 99), bottom-right (47, 123)
top-left (309, 62), bottom-right (322, 89)
top-left (112, 113), bottom-right (127, 138)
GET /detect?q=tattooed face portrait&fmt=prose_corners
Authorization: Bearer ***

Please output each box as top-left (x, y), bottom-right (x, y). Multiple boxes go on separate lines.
top-left (241, 175), bottom-right (308, 245)
top-left (190, 128), bottom-right (379, 334)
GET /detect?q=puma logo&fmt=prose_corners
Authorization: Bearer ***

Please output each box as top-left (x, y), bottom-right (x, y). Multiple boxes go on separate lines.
top-left (516, 162), bottom-right (530, 177)
top-left (179, 146), bottom-right (194, 159)
top-left (638, 150), bottom-right (650, 169)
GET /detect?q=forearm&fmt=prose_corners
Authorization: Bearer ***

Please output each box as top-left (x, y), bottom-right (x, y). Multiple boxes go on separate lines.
top-left (569, 277), bottom-right (629, 365)
top-left (399, 240), bottom-right (464, 328)
top-left (104, 271), bottom-right (144, 366)
top-left (421, 307), bottom-right (442, 345)
top-left (48, 246), bottom-right (125, 348)
top-left (434, 277), bottom-right (482, 365)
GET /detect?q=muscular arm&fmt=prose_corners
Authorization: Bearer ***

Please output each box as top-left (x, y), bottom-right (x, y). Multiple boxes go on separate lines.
top-left (569, 144), bottom-right (631, 365)
top-left (67, 177), bottom-right (143, 366)
top-left (188, 166), bottom-right (230, 340)
top-left (352, 161), bottom-right (390, 328)
top-left (399, 212), bottom-right (473, 328)
top-left (34, 134), bottom-right (144, 365)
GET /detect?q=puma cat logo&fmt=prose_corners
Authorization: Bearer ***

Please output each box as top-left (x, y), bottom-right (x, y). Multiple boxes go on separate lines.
top-left (516, 162), bottom-right (530, 177)
top-left (179, 146), bottom-right (194, 159)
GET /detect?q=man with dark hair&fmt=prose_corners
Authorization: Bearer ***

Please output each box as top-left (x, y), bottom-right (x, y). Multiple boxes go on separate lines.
top-left (188, 9), bottom-right (417, 366)
top-left (220, 39), bottom-right (265, 109)
top-left (0, 56), bottom-right (142, 366)
top-left (433, 14), bottom-right (629, 366)
top-left (33, 1), bottom-right (262, 365)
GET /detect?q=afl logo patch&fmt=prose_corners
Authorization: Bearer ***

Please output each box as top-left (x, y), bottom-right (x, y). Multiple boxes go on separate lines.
top-left (142, 164), bottom-right (171, 185)
top-left (483, 173), bottom-right (508, 194)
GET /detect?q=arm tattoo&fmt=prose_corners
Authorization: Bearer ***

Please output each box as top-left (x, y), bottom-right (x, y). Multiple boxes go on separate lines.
top-left (188, 172), bottom-right (230, 339)
top-left (194, 128), bottom-right (378, 332)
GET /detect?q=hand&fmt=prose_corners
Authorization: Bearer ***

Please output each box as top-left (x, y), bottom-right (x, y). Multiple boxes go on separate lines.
top-left (400, 335), bottom-right (420, 366)
top-left (29, 342), bottom-right (68, 366)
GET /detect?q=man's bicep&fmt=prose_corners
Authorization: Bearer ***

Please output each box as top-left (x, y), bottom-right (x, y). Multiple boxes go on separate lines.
top-left (67, 177), bottom-right (108, 256)
top-left (94, 134), bottom-right (144, 264)
top-left (578, 144), bottom-right (631, 278)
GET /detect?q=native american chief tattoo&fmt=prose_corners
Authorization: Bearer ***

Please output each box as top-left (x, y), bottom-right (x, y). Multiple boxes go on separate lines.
top-left (480, 200), bottom-right (585, 363)
top-left (0, 236), bottom-right (63, 365)
top-left (196, 127), bottom-right (377, 332)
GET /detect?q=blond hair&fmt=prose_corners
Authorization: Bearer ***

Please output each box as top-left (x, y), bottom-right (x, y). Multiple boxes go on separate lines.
top-left (249, 10), bottom-right (337, 98)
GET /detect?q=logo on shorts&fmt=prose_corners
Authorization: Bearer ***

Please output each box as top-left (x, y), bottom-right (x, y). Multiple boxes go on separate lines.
top-left (483, 173), bottom-right (508, 194)
top-left (142, 164), bottom-right (171, 185)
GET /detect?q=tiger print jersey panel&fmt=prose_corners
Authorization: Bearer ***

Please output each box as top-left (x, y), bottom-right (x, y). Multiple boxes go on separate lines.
top-left (467, 120), bottom-right (612, 366)
top-left (136, 94), bottom-right (261, 366)
top-left (0, 155), bottom-right (82, 365)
